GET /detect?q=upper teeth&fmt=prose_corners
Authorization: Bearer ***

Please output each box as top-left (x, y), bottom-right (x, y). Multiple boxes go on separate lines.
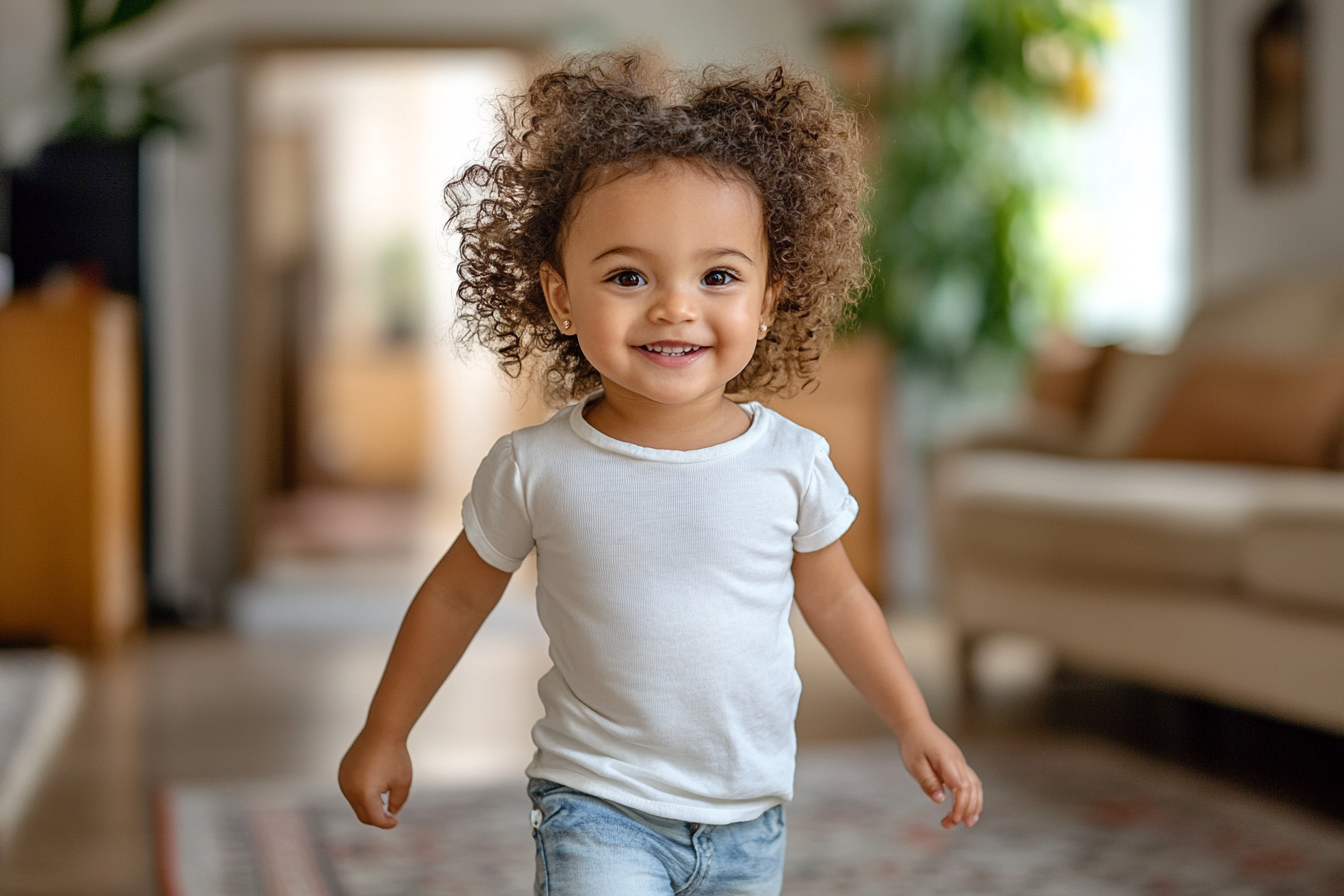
top-left (645, 345), bottom-right (699, 355)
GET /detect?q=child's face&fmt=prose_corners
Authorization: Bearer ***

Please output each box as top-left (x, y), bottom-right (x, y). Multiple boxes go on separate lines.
top-left (540, 160), bottom-right (777, 410)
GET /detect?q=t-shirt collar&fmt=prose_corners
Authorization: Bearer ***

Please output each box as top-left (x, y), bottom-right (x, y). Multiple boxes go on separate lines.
top-left (567, 391), bottom-right (767, 463)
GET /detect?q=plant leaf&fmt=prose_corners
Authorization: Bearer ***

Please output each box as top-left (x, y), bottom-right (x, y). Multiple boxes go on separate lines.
top-left (64, 0), bottom-right (92, 55)
top-left (108, 0), bottom-right (167, 29)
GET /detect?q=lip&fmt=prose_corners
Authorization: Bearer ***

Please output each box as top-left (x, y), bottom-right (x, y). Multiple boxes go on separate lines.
top-left (634, 341), bottom-right (709, 368)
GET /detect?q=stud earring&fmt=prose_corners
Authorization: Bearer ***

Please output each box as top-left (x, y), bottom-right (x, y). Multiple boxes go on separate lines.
top-left (561, 319), bottom-right (571, 331)
top-left (759, 323), bottom-right (768, 334)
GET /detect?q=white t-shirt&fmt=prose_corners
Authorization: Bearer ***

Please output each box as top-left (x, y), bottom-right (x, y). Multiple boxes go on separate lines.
top-left (462, 393), bottom-right (858, 824)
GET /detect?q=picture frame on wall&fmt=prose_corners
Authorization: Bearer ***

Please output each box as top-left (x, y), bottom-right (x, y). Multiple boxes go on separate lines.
top-left (1250, 0), bottom-right (1309, 182)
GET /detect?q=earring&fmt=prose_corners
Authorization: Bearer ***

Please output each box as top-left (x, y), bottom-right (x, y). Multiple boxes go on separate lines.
top-left (561, 319), bottom-right (571, 331)
top-left (759, 323), bottom-right (768, 334)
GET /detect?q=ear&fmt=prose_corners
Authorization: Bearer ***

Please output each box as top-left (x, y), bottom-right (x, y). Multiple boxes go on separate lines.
top-left (758, 278), bottom-right (782, 339)
top-left (539, 262), bottom-right (572, 331)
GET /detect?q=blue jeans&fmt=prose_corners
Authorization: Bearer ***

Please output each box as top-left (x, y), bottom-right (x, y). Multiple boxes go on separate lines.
top-left (527, 778), bottom-right (786, 896)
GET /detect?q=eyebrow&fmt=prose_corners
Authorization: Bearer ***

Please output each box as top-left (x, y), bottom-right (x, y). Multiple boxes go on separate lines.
top-left (590, 246), bottom-right (760, 267)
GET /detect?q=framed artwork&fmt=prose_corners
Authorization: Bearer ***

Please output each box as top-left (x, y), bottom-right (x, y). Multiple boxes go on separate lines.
top-left (1250, 0), bottom-right (1309, 182)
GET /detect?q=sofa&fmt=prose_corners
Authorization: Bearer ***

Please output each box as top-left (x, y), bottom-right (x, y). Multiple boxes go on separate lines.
top-left (932, 273), bottom-right (1344, 735)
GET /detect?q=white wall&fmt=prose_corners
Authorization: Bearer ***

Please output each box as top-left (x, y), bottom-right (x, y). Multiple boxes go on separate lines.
top-left (142, 60), bottom-right (240, 616)
top-left (88, 0), bottom-right (818, 77)
top-left (1194, 0), bottom-right (1344, 295)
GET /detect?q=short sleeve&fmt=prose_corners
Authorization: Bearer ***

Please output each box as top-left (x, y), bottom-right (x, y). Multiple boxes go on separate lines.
top-left (462, 434), bottom-right (534, 572)
top-left (793, 440), bottom-right (859, 553)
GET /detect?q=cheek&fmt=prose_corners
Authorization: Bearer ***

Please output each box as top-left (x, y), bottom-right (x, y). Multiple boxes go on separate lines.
top-left (568, 291), bottom-right (608, 331)
top-left (721, 302), bottom-right (767, 340)
top-left (573, 304), bottom-right (634, 365)
top-left (577, 305), bottom-right (624, 340)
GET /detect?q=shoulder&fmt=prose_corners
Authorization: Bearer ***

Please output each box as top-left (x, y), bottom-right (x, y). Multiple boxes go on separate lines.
top-left (504, 403), bottom-right (582, 463)
top-left (746, 403), bottom-right (831, 458)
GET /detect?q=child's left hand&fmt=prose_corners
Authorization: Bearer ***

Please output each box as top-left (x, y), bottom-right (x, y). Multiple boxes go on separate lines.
top-left (791, 541), bottom-right (982, 829)
top-left (895, 717), bottom-right (983, 829)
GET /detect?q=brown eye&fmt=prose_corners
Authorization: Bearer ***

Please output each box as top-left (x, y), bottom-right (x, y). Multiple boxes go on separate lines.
top-left (702, 270), bottom-right (737, 287)
top-left (611, 270), bottom-right (645, 288)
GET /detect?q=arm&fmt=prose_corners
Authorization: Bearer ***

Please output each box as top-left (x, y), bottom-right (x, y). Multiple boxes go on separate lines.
top-left (338, 532), bottom-right (513, 828)
top-left (792, 540), bottom-right (982, 829)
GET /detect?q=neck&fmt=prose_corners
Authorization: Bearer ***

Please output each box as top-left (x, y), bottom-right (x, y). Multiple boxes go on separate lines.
top-left (583, 381), bottom-right (751, 450)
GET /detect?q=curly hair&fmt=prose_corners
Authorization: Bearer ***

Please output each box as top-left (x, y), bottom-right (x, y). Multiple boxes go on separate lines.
top-left (446, 52), bottom-right (869, 406)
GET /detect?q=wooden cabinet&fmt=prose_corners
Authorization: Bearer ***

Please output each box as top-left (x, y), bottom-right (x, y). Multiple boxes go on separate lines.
top-left (768, 335), bottom-right (892, 602)
top-left (0, 291), bottom-right (142, 650)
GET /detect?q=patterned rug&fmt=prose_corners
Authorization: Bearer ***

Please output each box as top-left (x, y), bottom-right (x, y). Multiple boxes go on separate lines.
top-left (158, 736), bottom-right (1344, 895)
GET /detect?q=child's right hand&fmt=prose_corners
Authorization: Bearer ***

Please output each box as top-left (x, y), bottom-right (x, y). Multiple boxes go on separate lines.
top-left (338, 728), bottom-right (412, 829)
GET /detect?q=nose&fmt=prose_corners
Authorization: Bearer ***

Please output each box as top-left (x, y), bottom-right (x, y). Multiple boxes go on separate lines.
top-left (648, 283), bottom-right (699, 325)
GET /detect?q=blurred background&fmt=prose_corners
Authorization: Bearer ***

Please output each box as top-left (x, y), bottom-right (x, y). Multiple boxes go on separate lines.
top-left (1, 1), bottom-right (1342, 893)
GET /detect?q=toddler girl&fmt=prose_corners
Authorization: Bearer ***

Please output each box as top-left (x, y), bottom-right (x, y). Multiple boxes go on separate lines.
top-left (339, 53), bottom-right (982, 895)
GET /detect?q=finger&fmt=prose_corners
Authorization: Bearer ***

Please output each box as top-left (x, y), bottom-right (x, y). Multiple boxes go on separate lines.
top-left (968, 772), bottom-right (984, 827)
top-left (926, 754), bottom-right (967, 828)
top-left (338, 777), bottom-right (371, 826)
top-left (947, 775), bottom-right (974, 828)
top-left (931, 753), bottom-right (967, 792)
top-left (910, 757), bottom-right (945, 803)
top-left (946, 769), bottom-right (983, 829)
top-left (359, 789), bottom-right (398, 829)
top-left (386, 778), bottom-right (411, 816)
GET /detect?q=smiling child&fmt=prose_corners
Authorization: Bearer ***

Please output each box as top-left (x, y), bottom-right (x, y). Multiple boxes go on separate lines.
top-left (339, 53), bottom-right (982, 896)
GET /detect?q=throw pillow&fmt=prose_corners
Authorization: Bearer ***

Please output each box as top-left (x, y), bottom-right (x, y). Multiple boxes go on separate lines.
top-left (1132, 355), bottom-right (1344, 467)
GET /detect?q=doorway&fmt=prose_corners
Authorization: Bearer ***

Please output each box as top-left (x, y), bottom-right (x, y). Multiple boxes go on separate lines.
top-left (235, 47), bottom-right (542, 633)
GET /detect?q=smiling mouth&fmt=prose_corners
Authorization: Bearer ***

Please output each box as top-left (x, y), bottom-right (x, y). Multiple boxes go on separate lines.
top-left (639, 344), bottom-right (705, 356)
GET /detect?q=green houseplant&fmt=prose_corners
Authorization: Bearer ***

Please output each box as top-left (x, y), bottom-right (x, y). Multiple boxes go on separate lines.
top-left (829, 0), bottom-right (1114, 385)
top-left (7, 0), bottom-right (181, 298)
top-left (818, 1), bottom-right (1115, 609)
top-left (59, 0), bottom-right (181, 139)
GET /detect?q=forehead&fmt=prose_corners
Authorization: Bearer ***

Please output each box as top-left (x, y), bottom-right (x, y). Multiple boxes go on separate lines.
top-left (562, 160), bottom-right (766, 255)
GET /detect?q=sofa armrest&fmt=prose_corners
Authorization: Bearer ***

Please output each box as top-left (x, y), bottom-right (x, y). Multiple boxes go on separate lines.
top-left (1245, 472), bottom-right (1344, 617)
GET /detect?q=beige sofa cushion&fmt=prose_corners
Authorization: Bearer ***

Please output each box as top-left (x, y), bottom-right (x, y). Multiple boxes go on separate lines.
top-left (1245, 473), bottom-right (1344, 615)
top-left (938, 450), bottom-right (1264, 587)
